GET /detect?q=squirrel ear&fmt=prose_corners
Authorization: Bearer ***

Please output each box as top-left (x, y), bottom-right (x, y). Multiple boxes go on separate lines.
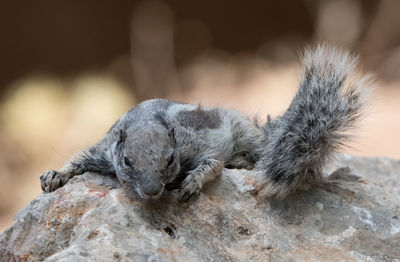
top-left (168, 127), bottom-right (175, 145)
top-left (117, 129), bottom-right (127, 147)
top-left (154, 112), bottom-right (176, 145)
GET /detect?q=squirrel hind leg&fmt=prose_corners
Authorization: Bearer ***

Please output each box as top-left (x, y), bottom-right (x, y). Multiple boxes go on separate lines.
top-left (225, 152), bottom-right (258, 170)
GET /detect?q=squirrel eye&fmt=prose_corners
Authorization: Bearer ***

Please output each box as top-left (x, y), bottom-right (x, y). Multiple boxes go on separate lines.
top-left (124, 156), bottom-right (132, 167)
top-left (167, 154), bottom-right (174, 166)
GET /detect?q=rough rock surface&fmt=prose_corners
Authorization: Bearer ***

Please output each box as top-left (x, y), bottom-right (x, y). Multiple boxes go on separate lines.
top-left (1, 154), bottom-right (400, 262)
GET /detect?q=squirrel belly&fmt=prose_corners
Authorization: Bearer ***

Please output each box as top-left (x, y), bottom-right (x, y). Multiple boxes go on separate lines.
top-left (40, 44), bottom-right (371, 201)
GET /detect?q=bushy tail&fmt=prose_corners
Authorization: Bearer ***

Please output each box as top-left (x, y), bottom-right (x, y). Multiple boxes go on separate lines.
top-left (256, 44), bottom-right (371, 199)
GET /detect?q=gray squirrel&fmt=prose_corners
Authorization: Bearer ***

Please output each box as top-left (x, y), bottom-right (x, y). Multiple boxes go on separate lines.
top-left (40, 45), bottom-right (371, 201)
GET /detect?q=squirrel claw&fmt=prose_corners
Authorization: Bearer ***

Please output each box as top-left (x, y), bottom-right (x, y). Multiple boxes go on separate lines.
top-left (177, 174), bottom-right (201, 202)
top-left (40, 170), bottom-right (68, 192)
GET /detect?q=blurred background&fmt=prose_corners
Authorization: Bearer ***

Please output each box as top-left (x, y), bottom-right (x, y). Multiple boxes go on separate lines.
top-left (1, 0), bottom-right (400, 231)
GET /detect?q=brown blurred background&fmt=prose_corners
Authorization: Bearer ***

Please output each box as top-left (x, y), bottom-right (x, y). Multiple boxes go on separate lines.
top-left (1, 0), bottom-right (399, 231)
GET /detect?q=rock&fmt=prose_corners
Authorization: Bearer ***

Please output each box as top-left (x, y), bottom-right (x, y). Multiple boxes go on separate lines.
top-left (1, 154), bottom-right (400, 261)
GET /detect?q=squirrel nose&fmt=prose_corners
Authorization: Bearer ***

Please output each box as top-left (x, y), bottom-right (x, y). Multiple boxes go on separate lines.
top-left (142, 183), bottom-right (163, 197)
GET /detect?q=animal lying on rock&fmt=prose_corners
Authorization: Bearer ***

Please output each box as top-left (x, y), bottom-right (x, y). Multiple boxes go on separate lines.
top-left (40, 45), bottom-right (371, 201)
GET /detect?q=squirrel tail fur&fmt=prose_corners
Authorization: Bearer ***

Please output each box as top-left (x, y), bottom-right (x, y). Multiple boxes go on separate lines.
top-left (256, 44), bottom-right (372, 199)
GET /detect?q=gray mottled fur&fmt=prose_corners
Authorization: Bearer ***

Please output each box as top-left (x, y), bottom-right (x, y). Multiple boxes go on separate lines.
top-left (40, 45), bottom-right (371, 200)
top-left (256, 45), bottom-right (371, 198)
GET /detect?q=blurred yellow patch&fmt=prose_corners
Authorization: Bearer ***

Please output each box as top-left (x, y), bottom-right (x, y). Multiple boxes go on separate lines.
top-left (0, 75), bottom-right (136, 160)
top-left (1, 78), bottom-right (68, 156)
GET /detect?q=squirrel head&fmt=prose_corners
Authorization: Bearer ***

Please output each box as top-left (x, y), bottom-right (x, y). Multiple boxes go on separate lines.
top-left (112, 113), bottom-right (180, 200)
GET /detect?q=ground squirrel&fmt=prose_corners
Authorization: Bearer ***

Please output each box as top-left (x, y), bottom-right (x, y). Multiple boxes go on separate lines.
top-left (40, 45), bottom-right (371, 201)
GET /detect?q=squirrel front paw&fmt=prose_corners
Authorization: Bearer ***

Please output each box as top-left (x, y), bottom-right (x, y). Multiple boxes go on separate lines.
top-left (40, 170), bottom-right (69, 192)
top-left (177, 174), bottom-right (201, 202)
